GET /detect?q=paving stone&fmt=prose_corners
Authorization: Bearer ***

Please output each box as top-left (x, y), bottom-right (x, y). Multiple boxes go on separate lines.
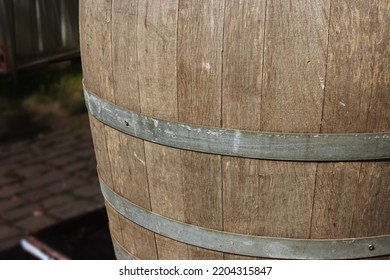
top-left (46, 177), bottom-right (86, 194)
top-left (63, 161), bottom-right (88, 175)
top-left (0, 145), bottom-right (29, 160)
top-left (0, 125), bottom-right (101, 251)
top-left (24, 148), bottom-right (75, 165)
top-left (0, 225), bottom-right (21, 240)
top-left (74, 148), bottom-right (95, 160)
top-left (73, 184), bottom-right (101, 198)
top-left (0, 199), bottom-right (24, 211)
top-left (5, 152), bottom-right (33, 164)
top-left (2, 204), bottom-right (42, 221)
top-left (0, 163), bottom-right (19, 176)
top-left (49, 200), bottom-right (100, 220)
top-left (0, 185), bottom-right (27, 199)
top-left (48, 154), bottom-right (78, 168)
top-left (0, 237), bottom-right (21, 251)
top-left (26, 170), bottom-right (64, 189)
top-left (19, 190), bottom-right (51, 203)
top-left (41, 194), bottom-right (74, 209)
top-left (0, 177), bottom-right (20, 188)
top-left (15, 216), bottom-right (56, 232)
top-left (15, 165), bottom-right (49, 179)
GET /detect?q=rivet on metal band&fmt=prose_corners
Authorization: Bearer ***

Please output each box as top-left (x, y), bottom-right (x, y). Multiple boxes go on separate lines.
top-left (99, 178), bottom-right (390, 259)
top-left (83, 86), bottom-right (390, 162)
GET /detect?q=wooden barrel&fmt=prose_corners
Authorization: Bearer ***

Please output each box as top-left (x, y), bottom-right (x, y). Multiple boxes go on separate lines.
top-left (80, 0), bottom-right (390, 259)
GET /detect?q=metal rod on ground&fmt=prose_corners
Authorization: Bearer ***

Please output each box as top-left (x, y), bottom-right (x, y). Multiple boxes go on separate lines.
top-left (21, 236), bottom-right (69, 260)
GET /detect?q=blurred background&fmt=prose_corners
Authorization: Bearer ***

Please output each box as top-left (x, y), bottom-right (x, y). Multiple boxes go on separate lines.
top-left (0, 0), bottom-right (114, 259)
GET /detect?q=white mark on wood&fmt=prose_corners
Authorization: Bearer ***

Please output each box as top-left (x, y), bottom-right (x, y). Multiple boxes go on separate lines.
top-left (202, 62), bottom-right (211, 71)
top-left (339, 102), bottom-right (346, 107)
top-left (153, 119), bottom-right (159, 127)
top-left (105, 10), bottom-right (111, 23)
top-left (319, 77), bottom-right (325, 91)
top-left (134, 153), bottom-right (145, 165)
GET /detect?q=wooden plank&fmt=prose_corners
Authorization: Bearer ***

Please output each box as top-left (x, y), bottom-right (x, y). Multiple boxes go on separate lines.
top-left (117, 212), bottom-right (158, 259)
top-left (79, 0), bottom-right (114, 103)
top-left (155, 235), bottom-right (189, 260)
top-left (311, 1), bottom-right (390, 240)
top-left (222, 157), bottom-right (261, 260)
top-left (138, 0), bottom-right (179, 121)
top-left (105, 202), bottom-right (123, 247)
top-left (177, 0), bottom-right (225, 259)
top-left (256, 0), bottom-right (329, 240)
top-left (366, 0), bottom-right (390, 132)
top-left (352, 0), bottom-right (390, 240)
top-left (320, 1), bottom-right (379, 134)
top-left (111, 0), bottom-right (140, 112)
top-left (104, 127), bottom-right (151, 209)
top-left (177, 0), bottom-right (224, 127)
top-left (222, 0), bottom-right (266, 131)
top-left (137, 0), bottom-right (187, 259)
top-left (80, 0), bottom-right (115, 189)
top-left (221, 0), bottom-right (266, 260)
top-left (261, 0), bottom-right (329, 134)
top-left (144, 144), bottom-right (184, 220)
top-left (310, 162), bottom-right (361, 238)
top-left (181, 151), bottom-right (222, 235)
top-left (351, 163), bottom-right (390, 237)
top-left (110, 0), bottom-right (151, 209)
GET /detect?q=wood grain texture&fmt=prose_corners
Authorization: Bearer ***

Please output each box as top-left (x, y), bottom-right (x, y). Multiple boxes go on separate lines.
top-left (112, 0), bottom-right (140, 112)
top-left (80, 0), bottom-right (114, 102)
top-left (222, 157), bottom-right (261, 260)
top-left (80, 0), bottom-right (115, 188)
top-left (155, 235), bottom-right (189, 260)
top-left (366, 0), bottom-right (390, 132)
top-left (222, 0), bottom-right (266, 131)
top-left (105, 202), bottom-right (123, 247)
top-left (110, 0), bottom-right (151, 209)
top-left (136, 0), bottom-right (188, 259)
top-left (321, 1), bottom-right (380, 133)
top-left (311, 0), bottom-right (390, 240)
top-left (261, 0), bottom-right (329, 134)
top-left (256, 0), bottom-right (330, 239)
top-left (138, 0), bottom-right (179, 121)
top-left (177, 0), bottom-right (224, 127)
top-left (221, 0), bottom-right (266, 260)
top-left (117, 212), bottom-right (158, 259)
top-left (177, 0), bottom-right (225, 259)
top-left (107, 0), bottom-right (157, 254)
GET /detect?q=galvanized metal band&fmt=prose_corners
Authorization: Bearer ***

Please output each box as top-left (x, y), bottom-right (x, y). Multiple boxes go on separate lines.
top-left (111, 236), bottom-right (138, 260)
top-left (83, 87), bottom-right (390, 161)
top-left (99, 178), bottom-right (390, 259)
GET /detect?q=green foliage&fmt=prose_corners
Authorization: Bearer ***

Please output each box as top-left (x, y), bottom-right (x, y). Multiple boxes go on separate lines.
top-left (0, 60), bottom-right (85, 115)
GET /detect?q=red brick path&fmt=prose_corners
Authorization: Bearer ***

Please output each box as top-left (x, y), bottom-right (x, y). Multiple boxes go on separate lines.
top-left (0, 120), bottom-right (103, 251)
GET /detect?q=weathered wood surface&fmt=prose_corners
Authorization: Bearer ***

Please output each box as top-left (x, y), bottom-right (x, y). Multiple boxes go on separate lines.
top-left (80, 0), bottom-right (389, 259)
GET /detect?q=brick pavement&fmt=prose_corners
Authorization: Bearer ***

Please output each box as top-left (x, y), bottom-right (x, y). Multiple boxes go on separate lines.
top-left (0, 118), bottom-right (104, 251)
